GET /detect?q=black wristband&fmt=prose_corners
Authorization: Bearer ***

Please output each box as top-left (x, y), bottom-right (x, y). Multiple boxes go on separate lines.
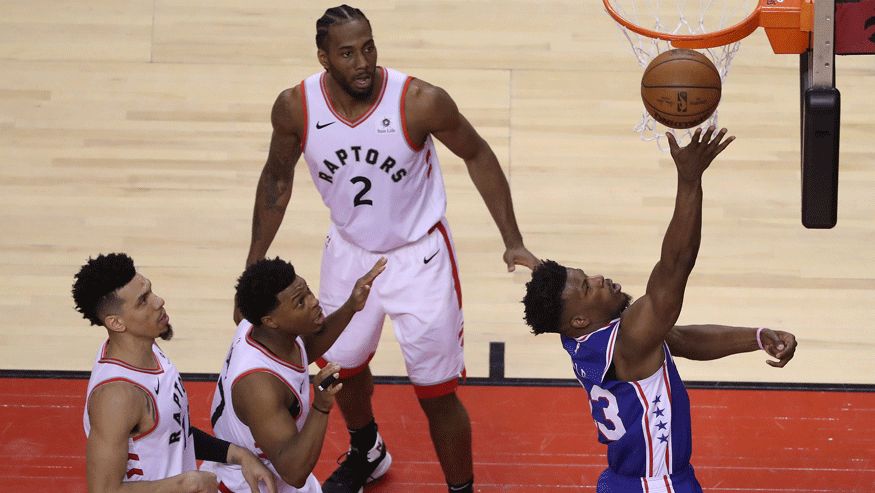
top-left (191, 426), bottom-right (232, 463)
top-left (312, 405), bottom-right (331, 415)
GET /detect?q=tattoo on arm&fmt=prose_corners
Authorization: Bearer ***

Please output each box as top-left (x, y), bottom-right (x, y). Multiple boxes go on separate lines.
top-left (144, 391), bottom-right (154, 421)
top-left (264, 177), bottom-right (286, 213)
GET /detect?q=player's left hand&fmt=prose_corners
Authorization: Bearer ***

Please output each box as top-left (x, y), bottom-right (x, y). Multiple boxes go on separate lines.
top-left (759, 328), bottom-right (797, 368)
top-left (348, 257), bottom-right (387, 311)
top-left (229, 444), bottom-right (278, 493)
top-left (503, 245), bottom-right (541, 272)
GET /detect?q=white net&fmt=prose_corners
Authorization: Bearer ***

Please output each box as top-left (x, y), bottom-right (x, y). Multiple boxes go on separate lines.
top-left (608, 0), bottom-right (754, 150)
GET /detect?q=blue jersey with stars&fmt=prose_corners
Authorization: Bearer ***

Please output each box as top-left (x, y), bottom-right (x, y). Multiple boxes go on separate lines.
top-left (562, 318), bottom-right (696, 484)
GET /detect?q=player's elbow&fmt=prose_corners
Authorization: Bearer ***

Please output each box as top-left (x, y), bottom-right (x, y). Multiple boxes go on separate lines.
top-left (278, 469), bottom-right (310, 489)
top-left (274, 457), bottom-right (314, 489)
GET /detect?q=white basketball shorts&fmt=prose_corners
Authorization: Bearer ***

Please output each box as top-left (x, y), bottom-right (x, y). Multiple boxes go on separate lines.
top-left (316, 217), bottom-right (465, 399)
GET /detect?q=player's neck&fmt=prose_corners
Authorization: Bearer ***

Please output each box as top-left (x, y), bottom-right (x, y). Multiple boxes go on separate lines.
top-left (249, 325), bottom-right (303, 366)
top-left (105, 334), bottom-right (159, 370)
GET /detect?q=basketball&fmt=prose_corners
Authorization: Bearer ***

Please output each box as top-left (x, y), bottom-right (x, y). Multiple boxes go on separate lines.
top-left (640, 49), bottom-right (722, 129)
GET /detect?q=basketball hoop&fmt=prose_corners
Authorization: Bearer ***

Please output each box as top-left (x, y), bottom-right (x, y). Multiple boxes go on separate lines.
top-left (604, 0), bottom-right (813, 149)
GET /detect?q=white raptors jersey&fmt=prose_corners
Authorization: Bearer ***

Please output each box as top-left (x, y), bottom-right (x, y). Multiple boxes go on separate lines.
top-left (203, 320), bottom-right (320, 493)
top-left (301, 67), bottom-right (448, 253)
top-left (83, 341), bottom-right (196, 482)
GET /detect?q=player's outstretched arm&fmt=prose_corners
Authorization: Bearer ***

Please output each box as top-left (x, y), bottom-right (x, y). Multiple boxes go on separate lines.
top-left (615, 127), bottom-right (734, 380)
top-left (408, 80), bottom-right (539, 272)
top-left (86, 383), bottom-right (219, 493)
top-left (303, 258), bottom-right (387, 361)
top-left (246, 88), bottom-right (305, 267)
top-left (666, 324), bottom-right (797, 366)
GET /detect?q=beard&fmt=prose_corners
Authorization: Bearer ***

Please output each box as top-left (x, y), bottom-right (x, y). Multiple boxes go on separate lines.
top-left (159, 324), bottom-right (173, 341)
top-left (613, 293), bottom-right (634, 319)
top-left (328, 68), bottom-right (375, 101)
top-left (343, 80), bottom-right (373, 100)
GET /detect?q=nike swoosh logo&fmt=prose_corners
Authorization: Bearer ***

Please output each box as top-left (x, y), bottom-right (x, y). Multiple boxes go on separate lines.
top-left (424, 250), bottom-right (439, 264)
top-left (315, 121), bottom-right (335, 129)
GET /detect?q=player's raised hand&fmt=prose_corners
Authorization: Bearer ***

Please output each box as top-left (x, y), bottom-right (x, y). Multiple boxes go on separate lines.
top-left (667, 126), bottom-right (734, 182)
top-left (503, 245), bottom-right (541, 272)
top-left (348, 257), bottom-right (387, 311)
top-left (759, 328), bottom-right (798, 368)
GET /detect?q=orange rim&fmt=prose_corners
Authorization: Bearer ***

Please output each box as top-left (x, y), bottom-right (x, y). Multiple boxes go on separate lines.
top-left (603, 0), bottom-right (767, 48)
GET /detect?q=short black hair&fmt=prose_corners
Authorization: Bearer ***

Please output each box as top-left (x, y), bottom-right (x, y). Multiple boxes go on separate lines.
top-left (236, 257), bottom-right (297, 324)
top-left (72, 253), bottom-right (137, 327)
top-left (522, 260), bottom-right (568, 335)
top-left (316, 5), bottom-right (371, 51)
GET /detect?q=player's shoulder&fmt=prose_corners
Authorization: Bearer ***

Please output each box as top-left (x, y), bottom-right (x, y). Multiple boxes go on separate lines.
top-left (231, 369), bottom-right (295, 419)
top-left (273, 85), bottom-right (304, 112)
top-left (88, 378), bottom-right (149, 417)
top-left (405, 77), bottom-right (452, 107)
top-left (403, 77), bottom-right (458, 132)
top-left (271, 84), bottom-right (306, 132)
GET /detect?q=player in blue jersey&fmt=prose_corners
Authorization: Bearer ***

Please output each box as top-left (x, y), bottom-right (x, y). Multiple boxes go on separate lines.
top-left (522, 127), bottom-right (797, 491)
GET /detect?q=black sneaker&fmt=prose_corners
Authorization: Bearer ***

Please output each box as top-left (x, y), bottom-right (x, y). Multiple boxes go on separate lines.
top-left (321, 433), bottom-right (391, 493)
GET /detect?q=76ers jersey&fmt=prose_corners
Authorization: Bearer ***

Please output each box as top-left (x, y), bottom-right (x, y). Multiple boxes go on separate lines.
top-left (84, 341), bottom-right (196, 482)
top-left (203, 320), bottom-right (320, 493)
top-left (301, 67), bottom-right (447, 253)
top-left (562, 318), bottom-right (694, 481)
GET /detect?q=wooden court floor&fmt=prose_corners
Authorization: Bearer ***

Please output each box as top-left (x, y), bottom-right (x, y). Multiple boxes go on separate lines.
top-left (1, 0), bottom-right (875, 490)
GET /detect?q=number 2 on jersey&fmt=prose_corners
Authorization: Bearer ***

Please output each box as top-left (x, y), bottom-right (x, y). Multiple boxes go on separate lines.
top-left (589, 384), bottom-right (627, 441)
top-left (351, 176), bottom-right (373, 207)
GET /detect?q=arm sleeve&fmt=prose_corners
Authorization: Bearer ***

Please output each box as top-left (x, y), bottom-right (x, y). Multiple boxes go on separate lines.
top-left (191, 426), bottom-right (231, 463)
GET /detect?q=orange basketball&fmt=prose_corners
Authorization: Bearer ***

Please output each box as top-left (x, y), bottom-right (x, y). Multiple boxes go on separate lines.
top-left (640, 49), bottom-right (722, 129)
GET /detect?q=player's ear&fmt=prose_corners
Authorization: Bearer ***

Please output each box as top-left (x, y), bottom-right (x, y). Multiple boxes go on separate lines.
top-left (105, 315), bottom-right (125, 333)
top-left (570, 315), bottom-right (589, 330)
top-left (260, 315), bottom-right (279, 330)
top-left (317, 49), bottom-right (329, 70)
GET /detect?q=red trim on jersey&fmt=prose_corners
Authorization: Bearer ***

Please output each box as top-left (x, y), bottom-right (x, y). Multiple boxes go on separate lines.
top-left (315, 352), bottom-right (375, 379)
top-left (89, 378), bottom-right (160, 441)
top-left (244, 326), bottom-right (306, 372)
top-left (662, 357), bottom-right (673, 405)
top-left (633, 380), bottom-right (655, 477)
top-left (218, 481), bottom-right (233, 493)
top-left (231, 368), bottom-right (304, 420)
top-left (128, 453), bottom-right (139, 460)
top-left (430, 221), bottom-right (462, 309)
top-left (300, 79), bottom-right (309, 152)
top-left (413, 376), bottom-right (459, 399)
top-left (642, 478), bottom-right (650, 492)
top-left (604, 323), bottom-right (619, 381)
top-left (400, 76), bottom-right (424, 151)
top-left (97, 341), bottom-right (163, 374)
top-left (319, 67), bottom-right (388, 128)
top-left (126, 468), bottom-right (144, 479)
top-left (663, 475), bottom-right (673, 491)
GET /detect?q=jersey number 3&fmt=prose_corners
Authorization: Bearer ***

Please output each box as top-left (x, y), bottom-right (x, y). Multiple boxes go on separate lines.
top-left (590, 384), bottom-right (627, 441)
top-left (351, 177), bottom-right (373, 207)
